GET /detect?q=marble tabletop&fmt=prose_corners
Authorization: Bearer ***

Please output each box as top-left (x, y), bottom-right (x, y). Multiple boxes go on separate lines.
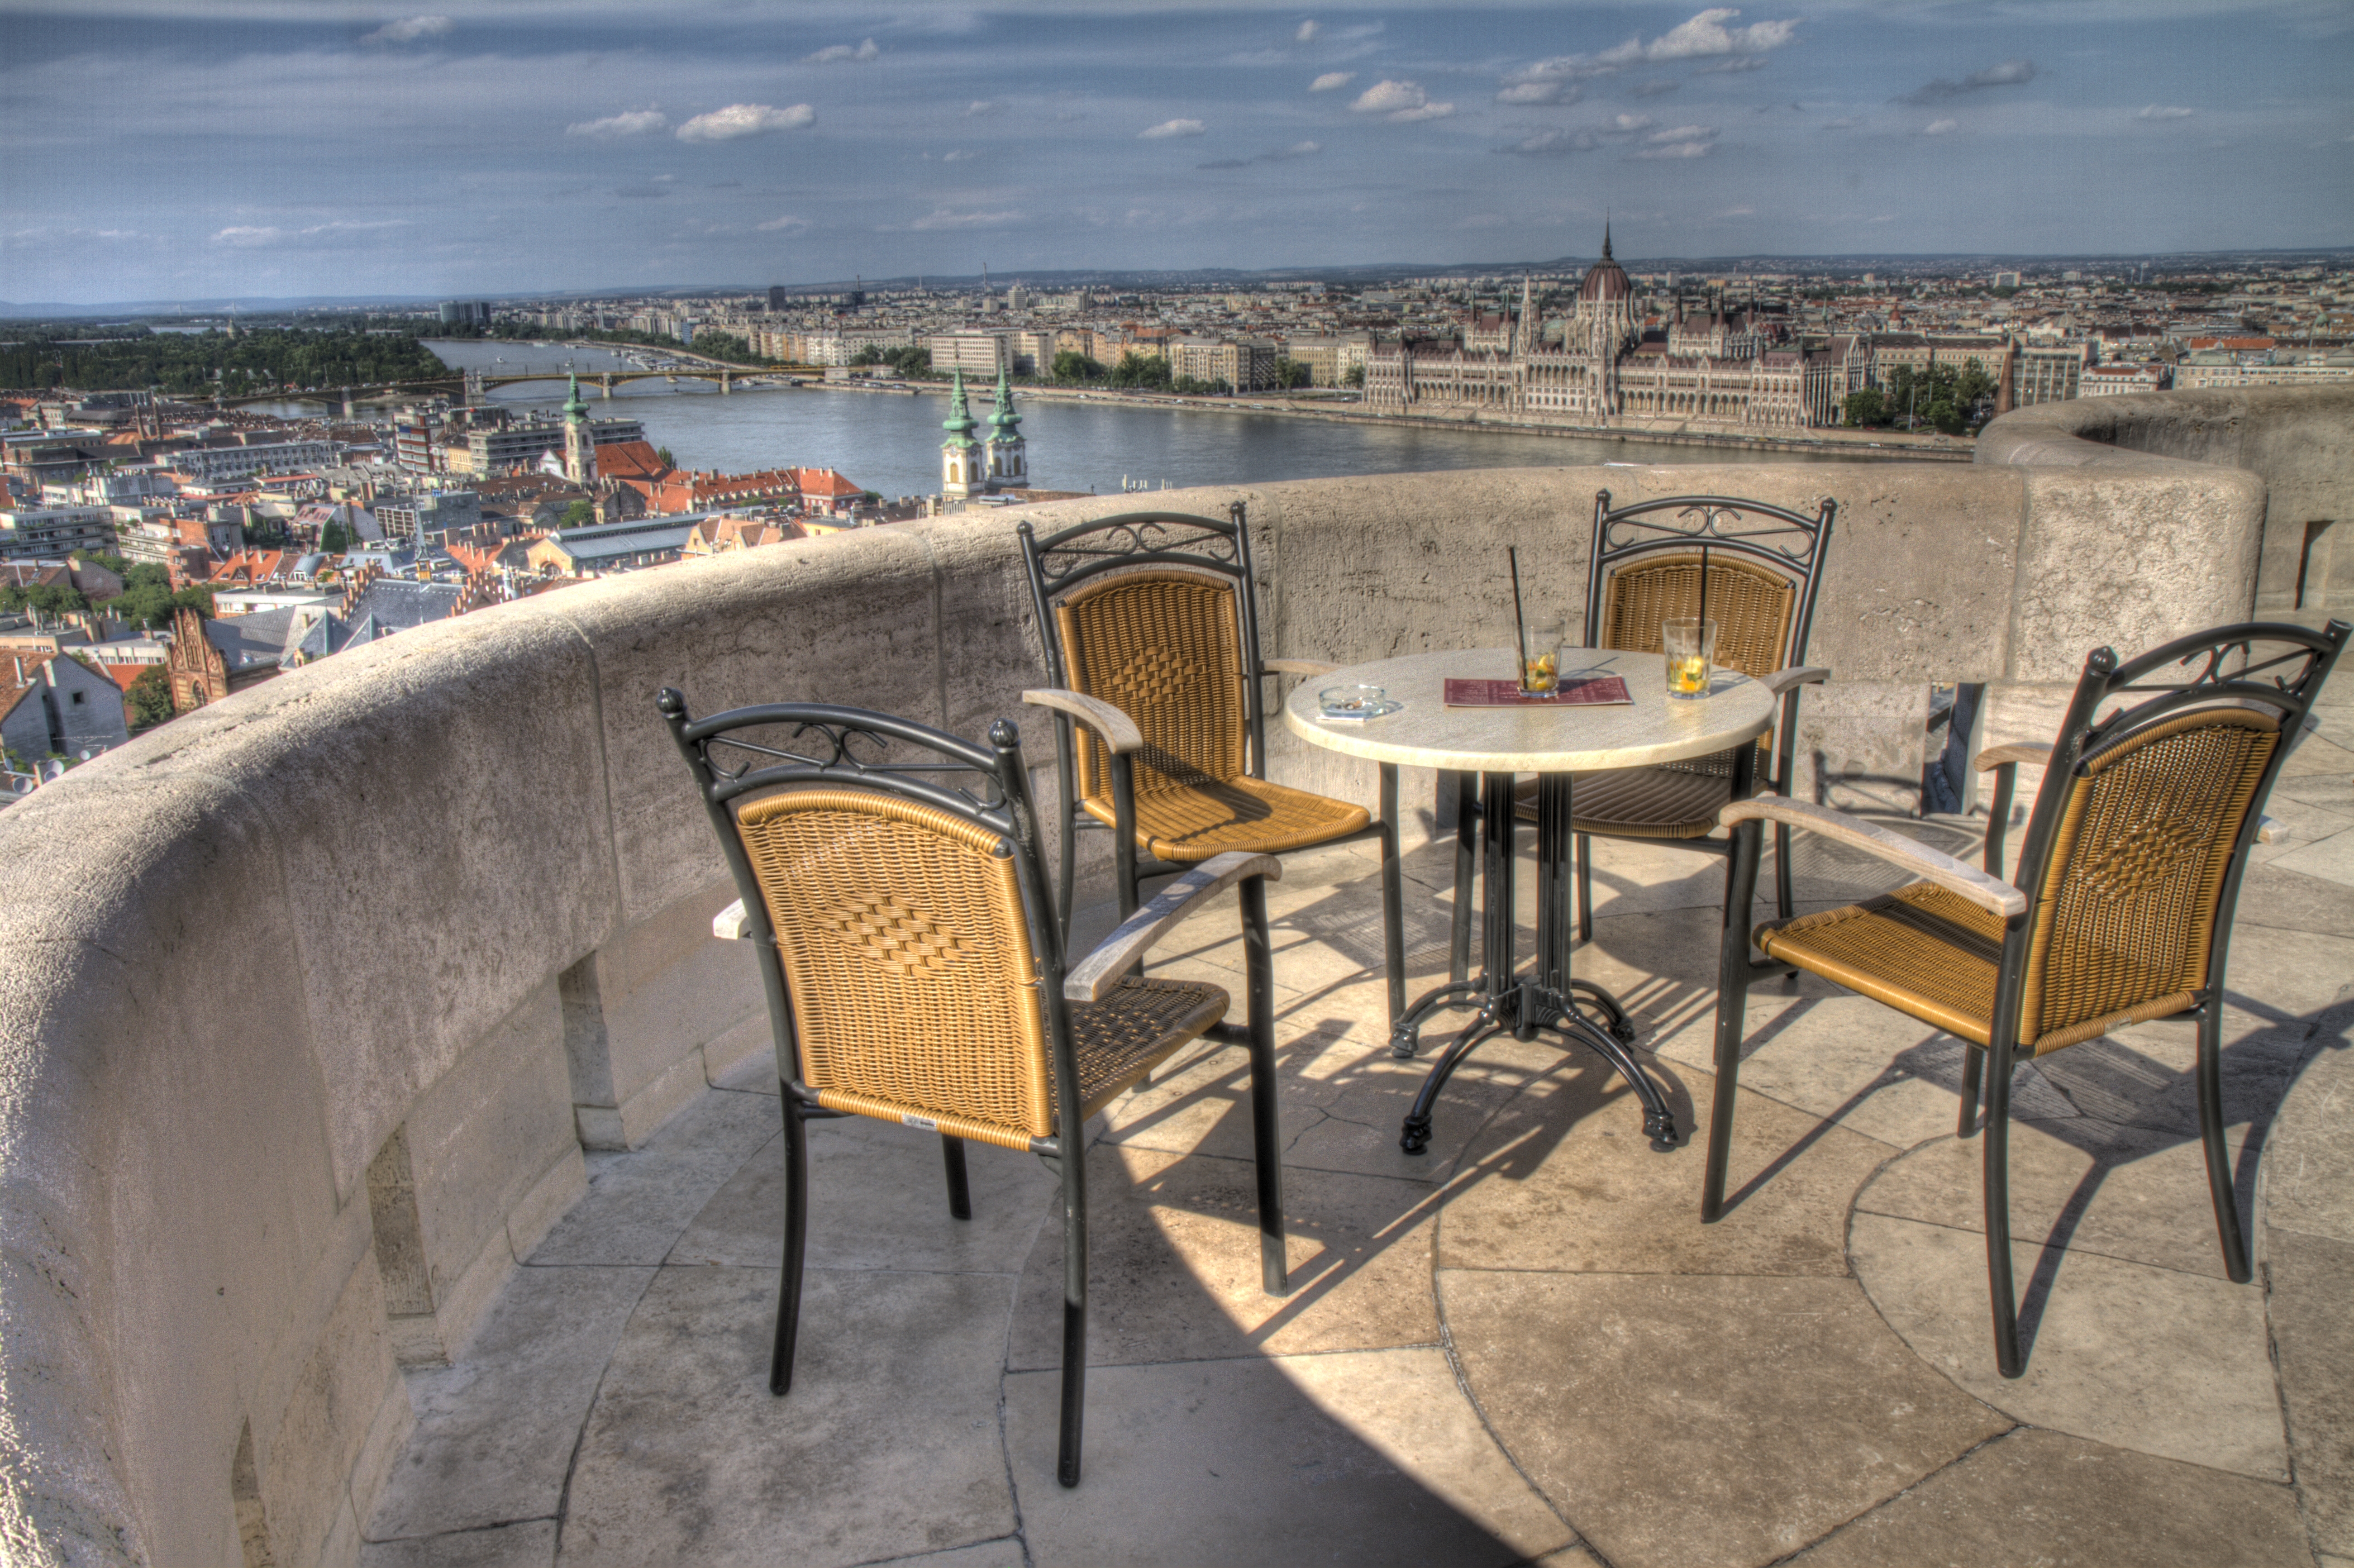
top-left (1282, 647), bottom-right (1776, 774)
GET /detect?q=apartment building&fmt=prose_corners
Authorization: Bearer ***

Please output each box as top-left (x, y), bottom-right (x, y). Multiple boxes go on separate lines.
top-left (165, 439), bottom-right (337, 485)
top-left (0, 508), bottom-right (117, 564)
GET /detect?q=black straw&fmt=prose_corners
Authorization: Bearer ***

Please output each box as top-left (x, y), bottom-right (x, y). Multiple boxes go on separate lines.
top-left (1698, 544), bottom-right (1710, 632)
top-left (1508, 546), bottom-right (1530, 677)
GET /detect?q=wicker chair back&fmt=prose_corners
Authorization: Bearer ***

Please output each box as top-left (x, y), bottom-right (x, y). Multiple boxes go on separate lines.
top-left (734, 787), bottom-right (1056, 1148)
top-left (2019, 707), bottom-right (2279, 1052)
top-left (1598, 551), bottom-right (1796, 679)
top-left (1054, 569), bottom-right (1248, 805)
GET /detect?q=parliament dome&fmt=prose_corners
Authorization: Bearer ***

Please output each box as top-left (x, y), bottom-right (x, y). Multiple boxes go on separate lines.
top-left (1578, 224), bottom-right (1633, 304)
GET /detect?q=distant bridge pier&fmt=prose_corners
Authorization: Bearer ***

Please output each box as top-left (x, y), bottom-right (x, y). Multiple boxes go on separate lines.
top-left (340, 387), bottom-right (354, 418)
top-left (720, 369), bottom-right (731, 395)
top-left (462, 369), bottom-right (485, 405)
top-left (598, 373), bottom-right (614, 399)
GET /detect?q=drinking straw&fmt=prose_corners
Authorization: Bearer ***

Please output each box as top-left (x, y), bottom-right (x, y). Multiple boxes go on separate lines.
top-left (1508, 546), bottom-right (1530, 674)
top-left (1698, 543), bottom-right (1710, 631)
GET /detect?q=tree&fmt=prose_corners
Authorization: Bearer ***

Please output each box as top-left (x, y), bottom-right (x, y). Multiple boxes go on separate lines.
top-left (1342, 364), bottom-right (1365, 389)
top-left (1108, 351), bottom-right (1172, 391)
top-left (849, 344), bottom-right (886, 367)
top-left (655, 447), bottom-right (676, 469)
top-left (882, 345), bottom-right (931, 378)
top-left (1270, 357), bottom-right (1311, 391)
top-left (124, 665), bottom-right (174, 730)
top-left (1842, 388), bottom-right (1888, 428)
top-left (321, 519), bottom-right (353, 553)
top-left (0, 581), bottom-right (89, 620)
top-left (559, 499), bottom-right (597, 529)
top-left (1051, 349), bottom-right (1105, 383)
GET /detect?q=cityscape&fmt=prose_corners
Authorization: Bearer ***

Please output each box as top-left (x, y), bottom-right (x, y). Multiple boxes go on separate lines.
top-left (3, 5), bottom-right (2352, 1568)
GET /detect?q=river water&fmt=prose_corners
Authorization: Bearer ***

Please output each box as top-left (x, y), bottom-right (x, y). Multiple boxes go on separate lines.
top-left (312, 339), bottom-right (1877, 502)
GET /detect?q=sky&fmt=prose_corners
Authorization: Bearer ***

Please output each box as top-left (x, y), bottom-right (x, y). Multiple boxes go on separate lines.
top-left (1, 1), bottom-right (2349, 306)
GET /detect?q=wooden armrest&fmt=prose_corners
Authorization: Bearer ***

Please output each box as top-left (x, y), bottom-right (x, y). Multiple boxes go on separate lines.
top-left (1065, 851), bottom-right (1283, 1003)
top-left (1721, 797), bottom-right (2027, 920)
top-left (1760, 665), bottom-right (1830, 696)
top-left (1023, 688), bottom-right (1143, 754)
top-left (714, 899), bottom-right (753, 940)
top-left (1262, 658), bottom-right (1340, 678)
top-left (1975, 741), bottom-right (2052, 772)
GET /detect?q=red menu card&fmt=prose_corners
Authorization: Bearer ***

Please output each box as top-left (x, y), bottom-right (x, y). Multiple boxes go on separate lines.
top-left (1444, 675), bottom-right (1633, 708)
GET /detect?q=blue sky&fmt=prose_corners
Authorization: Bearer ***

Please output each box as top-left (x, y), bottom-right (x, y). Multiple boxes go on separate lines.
top-left (1, 1), bottom-right (2348, 305)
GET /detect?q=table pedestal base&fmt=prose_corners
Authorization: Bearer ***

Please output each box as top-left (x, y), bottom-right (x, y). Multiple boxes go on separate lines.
top-left (1391, 771), bottom-right (1680, 1154)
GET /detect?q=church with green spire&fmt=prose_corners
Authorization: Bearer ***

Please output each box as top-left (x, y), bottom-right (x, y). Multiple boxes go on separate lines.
top-left (561, 372), bottom-right (593, 485)
top-left (983, 367), bottom-right (1026, 490)
top-left (939, 369), bottom-right (982, 498)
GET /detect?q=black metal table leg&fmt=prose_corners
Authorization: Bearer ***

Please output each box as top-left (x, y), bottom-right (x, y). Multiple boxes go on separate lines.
top-left (1398, 767), bottom-right (1674, 1153)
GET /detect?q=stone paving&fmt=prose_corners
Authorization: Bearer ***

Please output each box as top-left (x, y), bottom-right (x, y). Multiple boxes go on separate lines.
top-left (361, 686), bottom-right (2354, 1568)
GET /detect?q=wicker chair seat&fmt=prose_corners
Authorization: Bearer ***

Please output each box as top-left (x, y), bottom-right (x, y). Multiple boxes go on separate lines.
top-left (1514, 763), bottom-right (1733, 839)
top-left (1753, 880), bottom-right (2203, 1055)
top-left (1083, 775), bottom-right (1371, 862)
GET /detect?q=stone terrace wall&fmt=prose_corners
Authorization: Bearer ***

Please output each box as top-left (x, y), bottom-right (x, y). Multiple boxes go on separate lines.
top-left (0, 451), bottom-right (2270, 1565)
top-left (1979, 383), bottom-right (2354, 619)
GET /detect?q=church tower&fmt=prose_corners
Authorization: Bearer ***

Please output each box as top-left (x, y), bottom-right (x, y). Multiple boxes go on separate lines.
top-left (940, 370), bottom-right (981, 498)
top-left (983, 367), bottom-right (1027, 491)
top-left (561, 373), bottom-right (592, 485)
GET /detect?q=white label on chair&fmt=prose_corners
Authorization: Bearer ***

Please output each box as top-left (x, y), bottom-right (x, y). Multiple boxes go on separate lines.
top-left (902, 1113), bottom-right (940, 1131)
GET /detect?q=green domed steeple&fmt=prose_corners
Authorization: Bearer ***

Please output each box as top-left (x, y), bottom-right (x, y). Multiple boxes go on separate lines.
top-left (562, 372), bottom-right (589, 421)
top-left (941, 369), bottom-right (979, 450)
top-left (986, 367), bottom-right (1020, 441)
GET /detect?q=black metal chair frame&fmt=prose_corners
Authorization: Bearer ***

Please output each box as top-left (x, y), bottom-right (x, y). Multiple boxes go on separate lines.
top-left (1019, 503), bottom-right (1407, 1026)
top-left (659, 690), bottom-right (1290, 1487)
top-left (1445, 490), bottom-right (1835, 983)
top-left (1706, 618), bottom-right (2347, 1376)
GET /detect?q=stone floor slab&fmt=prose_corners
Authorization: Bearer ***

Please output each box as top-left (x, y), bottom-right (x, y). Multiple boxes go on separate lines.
top-left (865, 1540), bottom-right (1029, 1568)
top-left (1439, 1268), bottom-right (2008, 1568)
top-left (1847, 1210), bottom-right (2287, 1480)
top-left (559, 1266), bottom-right (1017, 1567)
top-left (1008, 1144), bottom-right (1439, 1369)
top-left (1854, 1119), bottom-right (2256, 1280)
top-left (367, 1264), bottom-right (655, 1539)
top-left (1005, 1348), bottom-right (1573, 1567)
top-left (361, 1520), bottom-right (558, 1568)
top-left (1787, 1426), bottom-right (2314, 1567)
top-left (2240, 861), bottom-right (2354, 941)
top-left (668, 1116), bottom-right (1055, 1273)
top-left (2265, 1015), bottom-right (2354, 1247)
top-left (528, 1089), bottom-right (781, 1266)
top-left (2268, 1229), bottom-right (2354, 1557)
top-left (1439, 1062), bottom-right (1892, 1278)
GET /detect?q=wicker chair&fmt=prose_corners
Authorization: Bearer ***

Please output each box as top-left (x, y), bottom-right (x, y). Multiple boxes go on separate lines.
top-left (1019, 505), bottom-right (1407, 1025)
top-left (1702, 619), bottom-right (2347, 1376)
top-left (659, 691), bottom-right (1291, 1488)
top-left (1444, 491), bottom-right (1835, 986)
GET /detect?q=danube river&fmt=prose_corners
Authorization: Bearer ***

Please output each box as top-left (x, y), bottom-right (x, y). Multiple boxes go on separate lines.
top-left (405, 339), bottom-right (1875, 502)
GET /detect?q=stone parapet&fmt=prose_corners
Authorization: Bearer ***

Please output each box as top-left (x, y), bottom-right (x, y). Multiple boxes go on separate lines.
top-left (0, 400), bottom-right (2315, 1563)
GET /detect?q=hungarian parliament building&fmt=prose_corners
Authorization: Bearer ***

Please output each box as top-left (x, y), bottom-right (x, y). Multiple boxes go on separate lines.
top-left (1364, 229), bottom-right (1852, 431)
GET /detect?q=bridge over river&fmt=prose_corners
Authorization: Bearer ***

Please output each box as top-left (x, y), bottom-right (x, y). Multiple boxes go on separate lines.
top-left (214, 356), bottom-right (819, 411)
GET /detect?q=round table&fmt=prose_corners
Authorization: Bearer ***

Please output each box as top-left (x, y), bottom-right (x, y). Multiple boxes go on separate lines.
top-left (1284, 648), bottom-right (1776, 1151)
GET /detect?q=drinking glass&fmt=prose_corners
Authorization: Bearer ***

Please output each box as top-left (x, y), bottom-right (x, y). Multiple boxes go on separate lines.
top-left (1663, 616), bottom-right (1717, 699)
top-left (1520, 614), bottom-right (1567, 695)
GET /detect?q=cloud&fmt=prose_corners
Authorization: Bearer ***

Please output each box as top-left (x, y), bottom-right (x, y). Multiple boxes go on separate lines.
top-left (1296, 20), bottom-right (1320, 43)
top-left (567, 109), bottom-right (667, 138)
top-left (910, 208), bottom-right (1023, 230)
top-left (676, 103), bottom-right (815, 142)
top-left (1263, 139), bottom-right (1321, 160)
top-left (1821, 116), bottom-right (1858, 129)
top-left (358, 15), bottom-right (450, 47)
top-left (2136, 104), bottom-right (2196, 119)
top-left (1698, 56), bottom-right (1768, 74)
top-left (1922, 117), bottom-right (1958, 135)
top-left (1500, 128), bottom-right (1600, 156)
top-left (1599, 9), bottom-right (1798, 66)
top-left (1309, 71), bottom-right (1356, 92)
top-left (1496, 80), bottom-right (1580, 105)
top-left (211, 219), bottom-right (407, 248)
top-left (1900, 59), bottom-right (2036, 103)
top-left (1502, 55), bottom-right (1619, 91)
top-left (1350, 80), bottom-right (1452, 120)
top-left (964, 100), bottom-right (1001, 117)
top-left (1629, 124), bottom-right (1718, 158)
top-left (942, 148), bottom-right (977, 161)
top-left (756, 214), bottom-right (809, 232)
top-left (1139, 118), bottom-right (1206, 139)
top-left (1610, 113), bottom-right (1656, 133)
top-left (806, 38), bottom-right (879, 63)
top-left (1197, 158), bottom-right (1249, 170)
top-left (1633, 79), bottom-right (1682, 97)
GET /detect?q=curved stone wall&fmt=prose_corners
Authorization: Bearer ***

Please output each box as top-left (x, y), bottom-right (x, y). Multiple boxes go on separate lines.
top-left (1980, 383), bottom-right (2354, 618)
top-left (0, 446), bottom-right (2278, 1564)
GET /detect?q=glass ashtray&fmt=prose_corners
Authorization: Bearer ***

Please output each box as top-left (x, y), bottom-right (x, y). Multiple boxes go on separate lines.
top-left (1319, 684), bottom-right (1400, 720)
